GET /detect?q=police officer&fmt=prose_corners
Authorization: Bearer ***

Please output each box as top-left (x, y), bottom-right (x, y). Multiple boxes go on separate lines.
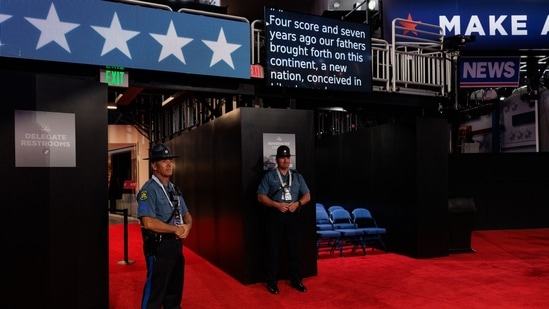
top-left (257, 145), bottom-right (311, 294)
top-left (137, 143), bottom-right (192, 309)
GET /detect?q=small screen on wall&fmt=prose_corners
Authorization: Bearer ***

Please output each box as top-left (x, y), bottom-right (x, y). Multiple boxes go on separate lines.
top-left (264, 7), bottom-right (373, 93)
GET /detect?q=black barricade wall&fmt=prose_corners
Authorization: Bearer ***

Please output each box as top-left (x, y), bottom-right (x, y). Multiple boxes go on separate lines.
top-left (169, 107), bottom-right (316, 284)
top-left (449, 153), bottom-right (549, 230)
top-left (0, 71), bottom-right (109, 308)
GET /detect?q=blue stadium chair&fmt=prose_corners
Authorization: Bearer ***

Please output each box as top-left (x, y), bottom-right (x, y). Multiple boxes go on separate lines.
top-left (352, 207), bottom-right (387, 252)
top-left (327, 205), bottom-right (344, 216)
top-left (315, 202), bottom-right (326, 210)
top-left (315, 206), bottom-right (340, 258)
top-left (330, 208), bottom-right (365, 256)
top-left (316, 206), bottom-right (334, 231)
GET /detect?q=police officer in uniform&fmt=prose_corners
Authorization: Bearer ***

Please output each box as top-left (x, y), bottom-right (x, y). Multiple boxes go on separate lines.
top-left (257, 145), bottom-right (311, 294)
top-left (137, 143), bottom-right (192, 309)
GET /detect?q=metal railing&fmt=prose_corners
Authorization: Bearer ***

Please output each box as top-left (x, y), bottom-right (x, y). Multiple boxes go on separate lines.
top-left (371, 38), bottom-right (391, 92)
top-left (391, 18), bottom-right (450, 97)
top-left (251, 20), bottom-right (265, 65)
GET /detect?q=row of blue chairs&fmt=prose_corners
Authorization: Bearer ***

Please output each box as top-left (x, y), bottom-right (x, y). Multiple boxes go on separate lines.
top-left (315, 203), bottom-right (387, 258)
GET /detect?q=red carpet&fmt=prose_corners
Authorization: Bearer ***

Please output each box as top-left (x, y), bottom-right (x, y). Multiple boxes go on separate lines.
top-left (110, 223), bottom-right (549, 308)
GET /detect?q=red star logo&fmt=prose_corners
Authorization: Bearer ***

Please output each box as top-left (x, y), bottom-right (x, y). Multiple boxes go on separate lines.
top-left (399, 13), bottom-right (420, 36)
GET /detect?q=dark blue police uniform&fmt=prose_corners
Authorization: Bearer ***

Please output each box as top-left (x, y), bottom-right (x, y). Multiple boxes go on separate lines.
top-left (137, 176), bottom-right (189, 309)
top-left (257, 168), bottom-right (310, 288)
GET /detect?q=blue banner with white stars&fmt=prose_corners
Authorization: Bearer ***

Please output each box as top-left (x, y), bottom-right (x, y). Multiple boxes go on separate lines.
top-left (0, 0), bottom-right (250, 79)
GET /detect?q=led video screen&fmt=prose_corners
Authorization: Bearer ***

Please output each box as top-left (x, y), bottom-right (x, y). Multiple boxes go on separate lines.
top-left (264, 7), bottom-right (372, 93)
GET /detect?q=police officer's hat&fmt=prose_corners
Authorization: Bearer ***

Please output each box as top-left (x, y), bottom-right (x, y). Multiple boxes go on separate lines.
top-left (144, 143), bottom-right (179, 162)
top-left (276, 145), bottom-right (292, 158)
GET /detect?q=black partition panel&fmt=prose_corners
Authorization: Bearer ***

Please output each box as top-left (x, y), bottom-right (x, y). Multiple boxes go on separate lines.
top-left (1, 71), bottom-right (108, 308)
top-left (315, 117), bottom-right (449, 258)
top-left (449, 152), bottom-right (549, 230)
top-left (170, 107), bottom-right (316, 284)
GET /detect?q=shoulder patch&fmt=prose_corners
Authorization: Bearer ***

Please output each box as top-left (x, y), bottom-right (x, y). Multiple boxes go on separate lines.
top-left (139, 191), bottom-right (148, 201)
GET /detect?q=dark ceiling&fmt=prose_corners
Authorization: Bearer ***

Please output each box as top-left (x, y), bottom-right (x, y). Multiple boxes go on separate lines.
top-left (219, 0), bottom-right (318, 22)
top-left (118, 1), bottom-right (319, 22)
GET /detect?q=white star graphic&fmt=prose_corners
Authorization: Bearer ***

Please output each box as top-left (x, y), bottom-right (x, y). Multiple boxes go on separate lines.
top-left (91, 12), bottom-right (140, 59)
top-left (202, 28), bottom-right (241, 69)
top-left (150, 20), bottom-right (193, 64)
top-left (0, 14), bottom-right (12, 23)
top-left (24, 3), bottom-right (79, 52)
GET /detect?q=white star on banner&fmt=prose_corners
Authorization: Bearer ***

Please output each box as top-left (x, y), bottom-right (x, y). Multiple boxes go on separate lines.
top-left (91, 12), bottom-right (139, 59)
top-left (150, 20), bottom-right (193, 64)
top-left (202, 28), bottom-right (241, 69)
top-left (0, 14), bottom-right (12, 23)
top-left (24, 3), bottom-right (79, 52)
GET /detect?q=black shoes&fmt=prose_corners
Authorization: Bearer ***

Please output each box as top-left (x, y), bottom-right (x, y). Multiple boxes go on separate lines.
top-left (267, 284), bottom-right (279, 295)
top-left (291, 282), bottom-right (307, 292)
top-left (267, 282), bottom-right (307, 294)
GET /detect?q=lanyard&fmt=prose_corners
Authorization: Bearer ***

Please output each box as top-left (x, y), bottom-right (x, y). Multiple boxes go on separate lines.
top-left (152, 175), bottom-right (175, 210)
top-left (276, 169), bottom-right (291, 189)
top-left (151, 175), bottom-right (183, 226)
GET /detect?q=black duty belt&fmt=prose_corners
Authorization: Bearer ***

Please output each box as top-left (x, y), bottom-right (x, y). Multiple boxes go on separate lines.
top-left (160, 233), bottom-right (178, 240)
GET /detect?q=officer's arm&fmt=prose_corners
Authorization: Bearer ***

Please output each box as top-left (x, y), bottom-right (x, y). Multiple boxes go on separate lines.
top-left (140, 216), bottom-right (178, 234)
top-left (258, 193), bottom-right (287, 212)
top-left (179, 212), bottom-right (192, 238)
top-left (298, 192), bottom-right (311, 206)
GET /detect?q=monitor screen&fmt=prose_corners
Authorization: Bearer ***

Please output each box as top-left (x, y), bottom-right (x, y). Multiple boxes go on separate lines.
top-left (264, 7), bottom-right (373, 93)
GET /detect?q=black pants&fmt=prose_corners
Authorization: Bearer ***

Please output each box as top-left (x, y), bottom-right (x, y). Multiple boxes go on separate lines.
top-left (141, 238), bottom-right (185, 309)
top-left (265, 210), bottom-right (302, 286)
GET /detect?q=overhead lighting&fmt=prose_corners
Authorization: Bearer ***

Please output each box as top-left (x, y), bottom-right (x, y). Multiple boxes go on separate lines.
top-left (108, 93), bottom-right (122, 110)
top-left (319, 106), bottom-right (347, 112)
top-left (368, 0), bottom-right (378, 11)
top-left (332, 1), bottom-right (340, 9)
top-left (161, 96), bottom-right (174, 106)
top-left (161, 90), bottom-right (185, 106)
top-left (114, 93), bottom-right (124, 104)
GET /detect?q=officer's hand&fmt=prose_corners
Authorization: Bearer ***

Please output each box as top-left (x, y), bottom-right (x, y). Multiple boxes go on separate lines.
top-left (277, 202), bottom-right (289, 213)
top-left (175, 225), bottom-right (189, 239)
top-left (288, 201), bottom-right (299, 213)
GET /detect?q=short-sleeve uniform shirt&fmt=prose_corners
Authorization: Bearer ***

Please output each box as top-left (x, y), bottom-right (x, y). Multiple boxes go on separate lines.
top-left (257, 169), bottom-right (309, 203)
top-left (137, 178), bottom-right (189, 224)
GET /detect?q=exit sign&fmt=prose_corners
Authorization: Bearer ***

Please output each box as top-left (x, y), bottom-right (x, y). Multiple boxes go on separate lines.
top-left (100, 67), bottom-right (129, 87)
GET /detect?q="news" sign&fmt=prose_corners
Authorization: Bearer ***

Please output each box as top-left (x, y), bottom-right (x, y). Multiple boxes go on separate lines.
top-left (459, 56), bottom-right (520, 88)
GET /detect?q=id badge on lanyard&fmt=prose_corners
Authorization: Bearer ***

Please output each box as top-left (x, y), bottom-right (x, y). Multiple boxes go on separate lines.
top-left (277, 169), bottom-right (293, 202)
top-left (283, 188), bottom-right (292, 201)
